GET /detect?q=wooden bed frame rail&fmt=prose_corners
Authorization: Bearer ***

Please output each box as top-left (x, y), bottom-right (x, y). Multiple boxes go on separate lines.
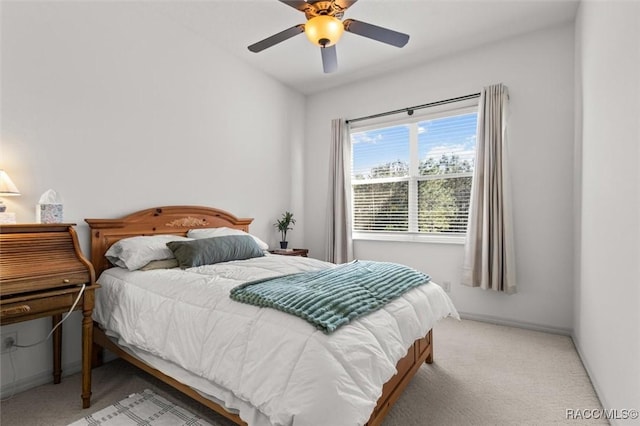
top-left (92, 324), bottom-right (432, 426)
top-left (86, 205), bottom-right (434, 426)
top-left (92, 324), bottom-right (247, 425)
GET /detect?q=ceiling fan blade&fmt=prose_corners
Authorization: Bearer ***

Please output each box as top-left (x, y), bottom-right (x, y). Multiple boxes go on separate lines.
top-left (248, 25), bottom-right (305, 53)
top-left (334, 0), bottom-right (359, 10)
top-left (343, 19), bottom-right (409, 48)
top-left (279, 1), bottom-right (311, 12)
top-left (321, 45), bottom-right (338, 74)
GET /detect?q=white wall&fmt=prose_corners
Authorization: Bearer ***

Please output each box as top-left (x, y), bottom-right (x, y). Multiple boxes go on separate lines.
top-left (574, 1), bottom-right (640, 419)
top-left (304, 24), bottom-right (576, 332)
top-left (0, 2), bottom-right (305, 395)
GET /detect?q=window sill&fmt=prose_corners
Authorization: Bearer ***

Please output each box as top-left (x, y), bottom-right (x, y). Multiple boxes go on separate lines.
top-left (352, 232), bottom-right (466, 245)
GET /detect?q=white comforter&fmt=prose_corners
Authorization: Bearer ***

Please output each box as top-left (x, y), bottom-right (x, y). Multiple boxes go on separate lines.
top-left (94, 255), bottom-right (458, 426)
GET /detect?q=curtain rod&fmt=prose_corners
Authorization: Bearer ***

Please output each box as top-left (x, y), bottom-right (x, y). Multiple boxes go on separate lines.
top-left (345, 92), bottom-right (481, 124)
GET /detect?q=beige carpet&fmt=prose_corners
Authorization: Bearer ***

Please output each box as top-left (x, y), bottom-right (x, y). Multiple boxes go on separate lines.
top-left (0, 318), bottom-right (606, 426)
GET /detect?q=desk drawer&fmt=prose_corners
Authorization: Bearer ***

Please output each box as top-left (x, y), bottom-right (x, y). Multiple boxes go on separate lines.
top-left (0, 292), bottom-right (76, 321)
top-left (0, 271), bottom-right (89, 296)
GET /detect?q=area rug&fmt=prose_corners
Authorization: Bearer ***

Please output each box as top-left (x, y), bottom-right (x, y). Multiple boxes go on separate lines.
top-left (68, 389), bottom-right (213, 426)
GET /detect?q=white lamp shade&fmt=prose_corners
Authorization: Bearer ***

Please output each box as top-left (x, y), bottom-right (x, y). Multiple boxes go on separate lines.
top-left (0, 170), bottom-right (20, 196)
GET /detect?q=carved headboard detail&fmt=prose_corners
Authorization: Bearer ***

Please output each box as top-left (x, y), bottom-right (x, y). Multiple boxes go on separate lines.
top-left (85, 206), bottom-right (253, 276)
top-left (165, 217), bottom-right (210, 228)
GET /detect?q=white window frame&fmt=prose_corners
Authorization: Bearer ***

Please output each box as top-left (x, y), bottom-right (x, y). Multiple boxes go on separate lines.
top-left (350, 100), bottom-right (478, 244)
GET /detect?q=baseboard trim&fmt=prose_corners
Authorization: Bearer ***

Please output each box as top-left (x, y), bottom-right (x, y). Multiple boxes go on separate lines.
top-left (571, 337), bottom-right (613, 424)
top-left (0, 360), bottom-right (82, 399)
top-left (458, 311), bottom-right (573, 336)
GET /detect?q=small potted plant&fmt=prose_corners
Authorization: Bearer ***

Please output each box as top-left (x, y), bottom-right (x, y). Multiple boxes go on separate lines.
top-left (274, 211), bottom-right (295, 249)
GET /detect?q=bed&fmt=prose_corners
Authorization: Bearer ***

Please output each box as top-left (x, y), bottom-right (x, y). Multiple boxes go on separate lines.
top-left (85, 205), bottom-right (458, 426)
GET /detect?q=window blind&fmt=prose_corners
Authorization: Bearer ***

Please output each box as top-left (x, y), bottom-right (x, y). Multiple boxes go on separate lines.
top-left (351, 110), bottom-right (478, 236)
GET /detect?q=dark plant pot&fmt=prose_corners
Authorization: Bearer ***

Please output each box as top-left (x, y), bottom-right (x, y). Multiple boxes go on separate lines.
top-left (280, 241), bottom-right (288, 249)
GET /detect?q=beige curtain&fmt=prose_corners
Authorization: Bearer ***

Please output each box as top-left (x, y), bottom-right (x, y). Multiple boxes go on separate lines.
top-left (325, 118), bottom-right (353, 264)
top-left (462, 83), bottom-right (516, 293)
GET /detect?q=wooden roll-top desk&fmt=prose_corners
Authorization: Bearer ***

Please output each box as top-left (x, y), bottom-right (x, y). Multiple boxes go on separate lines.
top-left (0, 223), bottom-right (99, 408)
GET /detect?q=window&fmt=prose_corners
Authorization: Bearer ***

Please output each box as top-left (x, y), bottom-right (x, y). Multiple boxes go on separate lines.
top-left (350, 104), bottom-right (478, 242)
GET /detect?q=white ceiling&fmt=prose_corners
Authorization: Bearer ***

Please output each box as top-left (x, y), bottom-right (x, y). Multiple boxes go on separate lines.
top-left (144, 0), bottom-right (579, 95)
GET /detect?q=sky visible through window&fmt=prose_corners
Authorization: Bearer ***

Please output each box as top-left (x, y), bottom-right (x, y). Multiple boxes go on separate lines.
top-left (352, 112), bottom-right (478, 178)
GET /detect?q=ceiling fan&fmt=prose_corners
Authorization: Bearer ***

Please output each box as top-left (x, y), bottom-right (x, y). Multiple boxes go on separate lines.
top-left (247, 0), bottom-right (410, 74)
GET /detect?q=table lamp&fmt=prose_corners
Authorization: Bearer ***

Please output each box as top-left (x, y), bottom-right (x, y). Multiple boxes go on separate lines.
top-left (0, 170), bottom-right (21, 222)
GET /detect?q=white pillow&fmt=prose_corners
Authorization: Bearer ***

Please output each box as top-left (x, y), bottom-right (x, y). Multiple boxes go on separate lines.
top-left (187, 227), bottom-right (269, 250)
top-left (105, 235), bottom-right (192, 271)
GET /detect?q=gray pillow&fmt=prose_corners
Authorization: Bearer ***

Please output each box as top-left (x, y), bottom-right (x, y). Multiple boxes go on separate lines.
top-left (166, 235), bottom-right (265, 269)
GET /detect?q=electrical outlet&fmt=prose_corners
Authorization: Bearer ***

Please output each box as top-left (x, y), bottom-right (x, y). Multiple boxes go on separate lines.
top-left (441, 281), bottom-right (451, 292)
top-left (1, 332), bottom-right (17, 353)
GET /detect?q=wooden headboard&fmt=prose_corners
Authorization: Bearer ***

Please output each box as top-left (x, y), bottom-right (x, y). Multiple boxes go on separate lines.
top-left (85, 206), bottom-right (253, 276)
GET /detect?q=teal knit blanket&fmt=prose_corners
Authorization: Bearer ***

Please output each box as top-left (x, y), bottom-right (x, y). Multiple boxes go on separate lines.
top-left (229, 260), bottom-right (430, 334)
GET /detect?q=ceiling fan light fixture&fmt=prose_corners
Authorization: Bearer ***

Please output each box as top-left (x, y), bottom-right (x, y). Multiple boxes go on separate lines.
top-left (304, 15), bottom-right (344, 47)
